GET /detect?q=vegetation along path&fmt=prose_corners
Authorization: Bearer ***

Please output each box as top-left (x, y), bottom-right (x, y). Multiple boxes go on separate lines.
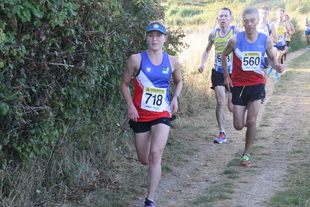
top-left (132, 48), bottom-right (310, 207)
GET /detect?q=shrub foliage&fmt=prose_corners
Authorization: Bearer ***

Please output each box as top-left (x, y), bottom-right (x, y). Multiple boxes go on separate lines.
top-left (0, 0), bottom-right (188, 205)
top-left (0, 0), bottom-right (169, 163)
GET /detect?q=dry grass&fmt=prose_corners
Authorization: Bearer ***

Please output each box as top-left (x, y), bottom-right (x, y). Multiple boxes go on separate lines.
top-left (176, 26), bottom-right (215, 117)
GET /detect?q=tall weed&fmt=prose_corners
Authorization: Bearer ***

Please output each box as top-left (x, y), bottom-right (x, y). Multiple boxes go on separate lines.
top-left (177, 27), bottom-right (215, 117)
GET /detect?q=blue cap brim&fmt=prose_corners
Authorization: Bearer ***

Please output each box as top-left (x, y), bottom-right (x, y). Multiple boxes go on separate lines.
top-left (146, 23), bottom-right (167, 34)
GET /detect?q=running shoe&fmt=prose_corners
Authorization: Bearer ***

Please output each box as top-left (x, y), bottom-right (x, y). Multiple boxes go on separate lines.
top-left (144, 198), bottom-right (155, 207)
top-left (274, 72), bottom-right (280, 79)
top-left (241, 154), bottom-right (251, 166)
top-left (266, 67), bottom-right (273, 75)
top-left (214, 132), bottom-right (227, 143)
top-left (283, 53), bottom-right (287, 61)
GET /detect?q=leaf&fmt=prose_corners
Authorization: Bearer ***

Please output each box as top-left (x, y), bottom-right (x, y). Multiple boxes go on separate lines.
top-left (67, 46), bottom-right (76, 53)
top-left (61, 88), bottom-right (67, 95)
top-left (33, 9), bottom-right (44, 18)
top-left (29, 151), bottom-right (35, 158)
top-left (0, 102), bottom-right (9, 116)
top-left (34, 20), bottom-right (43, 26)
top-left (22, 10), bottom-right (31, 22)
top-left (23, 34), bottom-right (31, 40)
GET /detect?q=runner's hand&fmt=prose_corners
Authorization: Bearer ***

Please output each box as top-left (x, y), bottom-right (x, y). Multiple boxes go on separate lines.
top-left (128, 104), bottom-right (139, 122)
top-left (170, 96), bottom-right (179, 114)
top-left (198, 65), bottom-right (204, 73)
top-left (274, 64), bottom-right (284, 73)
top-left (224, 76), bottom-right (233, 92)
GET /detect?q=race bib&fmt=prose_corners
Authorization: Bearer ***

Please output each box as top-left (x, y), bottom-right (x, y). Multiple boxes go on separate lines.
top-left (216, 51), bottom-right (232, 67)
top-left (141, 86), bottom-right (167, 112)
top-left (278, 35), bottom-right (285, 45)
top-left (242, 51), bottom-right (261, 71)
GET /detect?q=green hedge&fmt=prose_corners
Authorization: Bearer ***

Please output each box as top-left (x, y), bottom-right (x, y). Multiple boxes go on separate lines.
top-left (0, 0), bottom-right (184, 164)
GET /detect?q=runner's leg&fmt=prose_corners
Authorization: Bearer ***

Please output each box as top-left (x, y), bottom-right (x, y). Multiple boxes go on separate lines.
top-left (214, 85), bottom-right (227, 131)
top-left (135, 131), bottom-right (152, 165)
top-left (243, 99), bottom-right (261, 155)
top-left (146, 123), bottom-right (170, 200)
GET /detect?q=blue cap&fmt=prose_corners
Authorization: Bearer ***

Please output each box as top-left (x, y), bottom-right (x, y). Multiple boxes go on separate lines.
top-left (146, 23), bottom-right (167, 34)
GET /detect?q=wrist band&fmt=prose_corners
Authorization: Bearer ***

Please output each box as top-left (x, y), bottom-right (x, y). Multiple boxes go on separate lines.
top-left (174, 94), bottom-right (180, 100)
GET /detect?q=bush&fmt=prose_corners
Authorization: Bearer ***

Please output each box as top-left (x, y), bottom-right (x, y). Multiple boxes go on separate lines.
top-left (0, 0), bottom-right (186, 205)
top-left (0, 0), bottom-right (169, 163)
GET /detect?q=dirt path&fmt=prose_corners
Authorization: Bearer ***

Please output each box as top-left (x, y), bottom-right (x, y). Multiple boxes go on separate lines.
top-left (131, 48), bottom-right (310, 207)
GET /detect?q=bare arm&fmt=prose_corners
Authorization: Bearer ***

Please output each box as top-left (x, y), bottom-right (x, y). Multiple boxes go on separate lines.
top-left (266, 37), bottom-right (284, 73)
top-left (285, 21), bottom-right (294, 36)
top-left (170, 56), bottom-right (183, 114)
top-left (120, 54), bottom-right (141, 121)
top-left (198, 31), bottom-right (215, 73)
top-left (221, 35), bottom-right (236, 90)
top-left (289, 22), bottom-right (295, 35)
top-left (270, 22), bottom-right (278, 44)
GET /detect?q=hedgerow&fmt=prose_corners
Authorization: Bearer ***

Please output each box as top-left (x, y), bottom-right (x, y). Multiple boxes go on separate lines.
top-left (0, 1), bottom-right (187, 205)
top-left (0, 0), bottom-right (184, 164)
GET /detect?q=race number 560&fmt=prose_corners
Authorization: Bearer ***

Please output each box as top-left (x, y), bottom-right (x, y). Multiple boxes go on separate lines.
top-left (242, 51), bottom-right (261, 71)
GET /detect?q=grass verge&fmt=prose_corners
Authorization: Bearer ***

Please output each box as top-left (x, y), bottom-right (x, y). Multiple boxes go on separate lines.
top-left (265, 51), bottom-right (310, 207)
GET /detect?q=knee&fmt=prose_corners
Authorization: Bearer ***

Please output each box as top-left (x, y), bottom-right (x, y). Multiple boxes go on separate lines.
top-left (137, 152), bottom-right (149, 165)
top-left (234, 118), bottom-right (245, 130)
top-left (138, 151), bottom-right (162, 166)
top-left (234, 123), bottom-right (244, 131)
top-left (149, 151), bottom-right (163, 166)
top-left (216, 98), bottom-right (225, 107)
top-left (246, 118), bottom-right (256, 128)
top-left (138, 157), bottom-right (149, 165)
